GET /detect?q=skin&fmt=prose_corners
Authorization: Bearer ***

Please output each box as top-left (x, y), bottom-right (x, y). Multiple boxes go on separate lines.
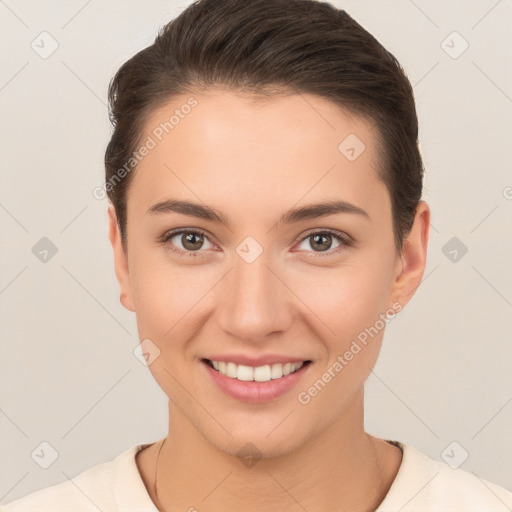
top-left (108, 89), bottom-right (430, 512)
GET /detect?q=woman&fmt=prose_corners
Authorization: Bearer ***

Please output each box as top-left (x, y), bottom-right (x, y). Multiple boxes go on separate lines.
top-left (3, 0), bottom-right (511, 510)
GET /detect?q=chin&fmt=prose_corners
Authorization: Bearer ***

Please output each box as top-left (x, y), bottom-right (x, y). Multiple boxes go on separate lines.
top-left (200, 417), bottom-right (311, 462)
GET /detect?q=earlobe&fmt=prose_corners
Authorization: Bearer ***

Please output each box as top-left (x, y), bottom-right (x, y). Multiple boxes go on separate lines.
top-left (389, 201), bottom-right (431, 310)
top-left (107, 205), bottom-right (136, 312)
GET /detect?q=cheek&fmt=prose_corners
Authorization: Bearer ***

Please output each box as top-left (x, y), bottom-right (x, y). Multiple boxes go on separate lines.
top-left (294, 259), bottom-right (393, 346)
top-left (294, 264), bottom-right (392, 413)
top-left (129, 255), bottom-right (208, 394)
top-left (128, 248), bottom-right (206, 341)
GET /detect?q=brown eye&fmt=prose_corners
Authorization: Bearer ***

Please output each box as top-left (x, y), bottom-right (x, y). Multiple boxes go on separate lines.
top-left (159, 229), bottom-right (214, 258)
top-left (179, 232), bottom-right (205, 251)
top-left (309, 233), bottom-right (336, 252)
top-left (296, 230), bottom-right (353, 256)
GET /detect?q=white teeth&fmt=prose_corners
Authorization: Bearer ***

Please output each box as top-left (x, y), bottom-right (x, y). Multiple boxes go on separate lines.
top-left (270, 363), bottom-right (283, 379)
top-left (236, 364), bottom-right (253, 381)
top-left (226, 362), bottom-right (237, 378)
top-left (209, 360), bottom-right (305, 381)
top-left (253, 365), bottom-right (271, 382)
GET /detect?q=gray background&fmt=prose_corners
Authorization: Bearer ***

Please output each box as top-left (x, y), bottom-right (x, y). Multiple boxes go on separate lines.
top-left (1, 0), bottom-right (511, 505)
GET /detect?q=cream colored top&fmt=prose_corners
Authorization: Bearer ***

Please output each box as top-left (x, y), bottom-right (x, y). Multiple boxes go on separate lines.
top-left (2, 441), bottom-right (512, 511)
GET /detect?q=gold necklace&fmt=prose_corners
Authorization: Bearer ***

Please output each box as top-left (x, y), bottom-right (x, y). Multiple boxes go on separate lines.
top-left (153, 438), bottom-right (166, 511)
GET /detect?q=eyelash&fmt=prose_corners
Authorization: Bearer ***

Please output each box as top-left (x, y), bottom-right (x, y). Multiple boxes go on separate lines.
top-left (158, 228), bottom-right (355, 259)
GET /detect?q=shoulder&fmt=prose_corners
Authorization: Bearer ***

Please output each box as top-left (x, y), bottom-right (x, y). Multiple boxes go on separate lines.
top-left (378, 441), bottom-right (512, 511)
top-left (0, 459), bottom-right (114, 512)
top-left (0, 444), bottom-right (151, 512)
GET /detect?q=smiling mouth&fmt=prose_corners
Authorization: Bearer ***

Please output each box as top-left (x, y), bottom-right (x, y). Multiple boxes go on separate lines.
top-left (202, 358), bottom-right (312, 382)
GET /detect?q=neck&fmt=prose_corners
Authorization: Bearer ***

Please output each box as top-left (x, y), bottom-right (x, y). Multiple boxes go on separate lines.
top-left (143, 390), bottom-right (402, 512)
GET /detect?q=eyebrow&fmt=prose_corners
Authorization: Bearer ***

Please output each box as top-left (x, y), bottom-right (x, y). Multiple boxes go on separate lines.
top-left (146, 198), bottom-right (370, 226)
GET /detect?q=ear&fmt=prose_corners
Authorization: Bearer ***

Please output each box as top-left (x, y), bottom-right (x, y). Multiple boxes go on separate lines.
top-left (389, 200), bottom-right (431, 310)
top-left (107, 205), bottom-right (136, 312)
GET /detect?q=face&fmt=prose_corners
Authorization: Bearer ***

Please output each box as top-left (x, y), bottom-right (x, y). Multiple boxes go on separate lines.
top-left (109, 89), bottom-right (429, 458)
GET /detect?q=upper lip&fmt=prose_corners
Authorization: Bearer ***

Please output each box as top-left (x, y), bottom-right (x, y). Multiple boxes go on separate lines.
top-left (203, 354), bottom-right (311, 367)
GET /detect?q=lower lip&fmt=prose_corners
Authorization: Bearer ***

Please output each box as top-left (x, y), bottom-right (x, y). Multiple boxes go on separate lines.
top-left (202, 360), bottom-right (312, 404)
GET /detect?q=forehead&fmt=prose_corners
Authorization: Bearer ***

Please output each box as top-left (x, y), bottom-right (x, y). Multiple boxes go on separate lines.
top-left (128, 89), bottom-right (387, 222)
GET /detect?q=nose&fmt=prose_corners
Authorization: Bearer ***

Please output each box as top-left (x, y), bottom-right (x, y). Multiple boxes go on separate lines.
top-left (217, 248), bottom-right (294, 344)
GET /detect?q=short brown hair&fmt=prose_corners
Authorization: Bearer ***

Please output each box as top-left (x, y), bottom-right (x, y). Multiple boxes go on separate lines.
top-left (104, 0), bottom-right (423, 251)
